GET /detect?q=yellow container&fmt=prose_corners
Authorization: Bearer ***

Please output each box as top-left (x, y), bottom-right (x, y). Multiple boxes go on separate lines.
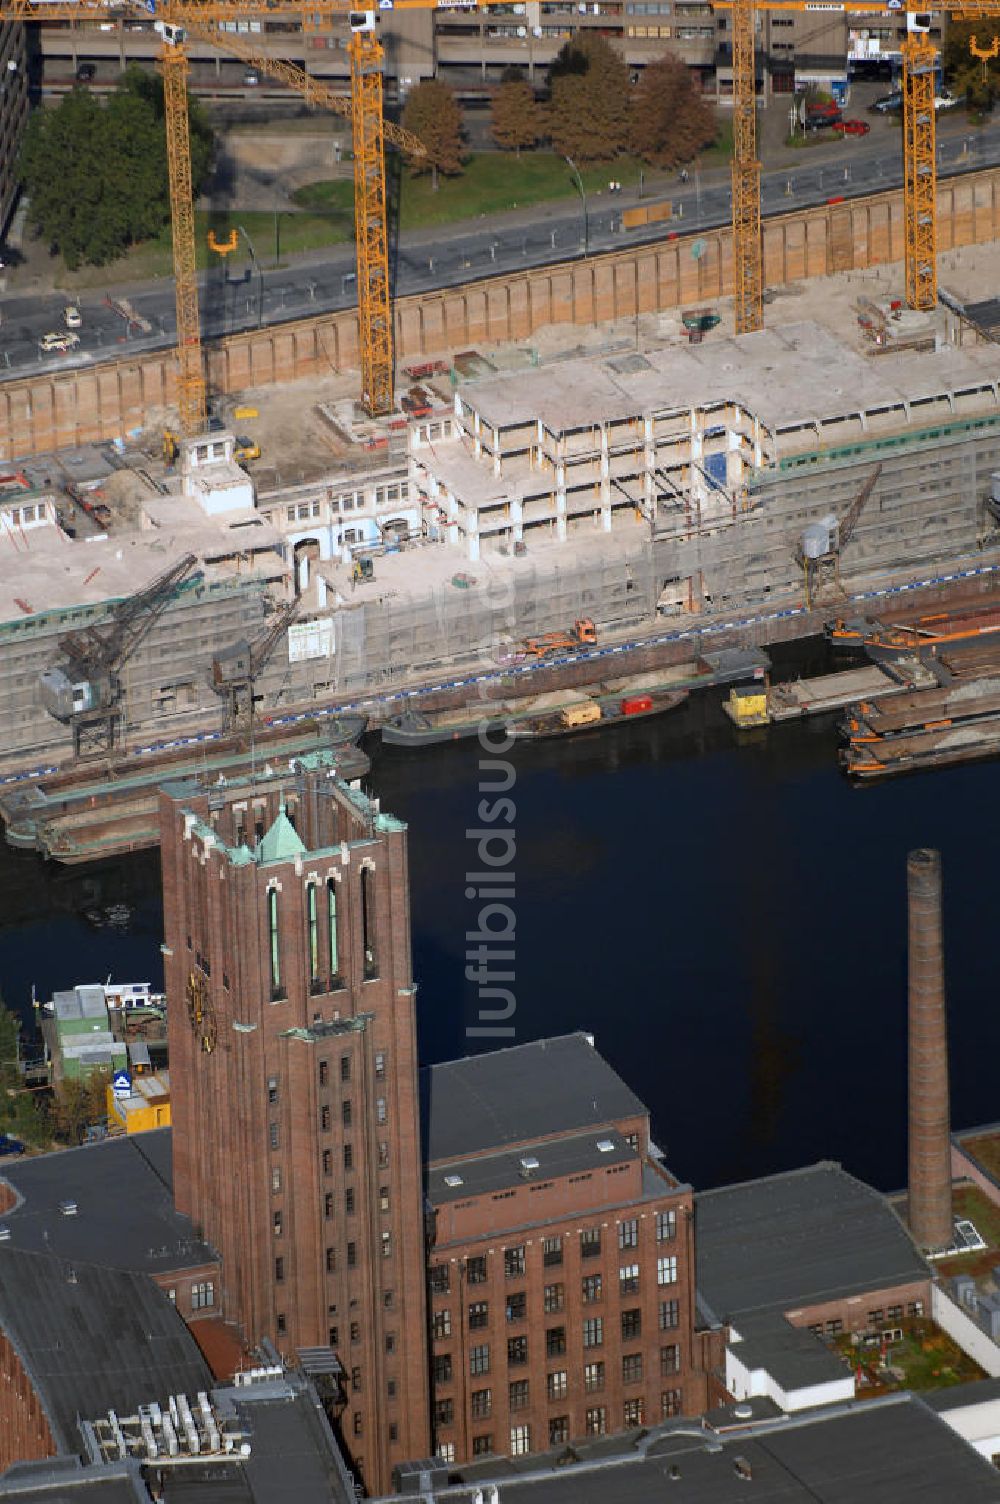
top-left (728, 687), bottom-right (769, 726)
top-left (233, 405), bottom-right (259, 420)
top-left (561, 702), bottom-right (603, 729)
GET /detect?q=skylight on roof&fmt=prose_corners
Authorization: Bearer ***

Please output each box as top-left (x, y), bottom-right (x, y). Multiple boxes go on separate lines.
top-left (520, 1156), bottom-right (540, 1171)
top-left (596, 1139), bottom-right (615, 1153)
top-left (444, 1174), bottom-right (464, 1188)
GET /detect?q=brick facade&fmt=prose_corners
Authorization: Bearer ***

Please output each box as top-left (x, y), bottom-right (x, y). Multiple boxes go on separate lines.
top-left (0, 1328), bottom-right (56, 1470)
top-left (160, 772), bottom-right (430, 1496)
top-left (425, 1111), bottom-right (699, 1465)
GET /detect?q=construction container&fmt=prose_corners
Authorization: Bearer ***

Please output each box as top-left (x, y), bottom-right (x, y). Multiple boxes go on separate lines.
top-left (621, 694), bottom-right (653, 716)
top-left (727, 686), bottom-right (769, 727)
top-left (560, 702), bottom-right (603, 729)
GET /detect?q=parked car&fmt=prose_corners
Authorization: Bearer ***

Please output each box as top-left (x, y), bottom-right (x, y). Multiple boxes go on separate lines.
top-left (934, 92), bottom-right (957, 110)
top-left (832, 118), bottom-right (872, 136)
top-left (243, 69), bottom-right (260, 86)
top-left (872, 92), bottom-right (903, 113)
top-left (39, 331), bottom-right (80, 353)
top-left (234, 435), bottom-right (261, 463)
top-left (63, 304), bottom-right (82, 329)
top-left (0, 1135), bottom-right (25, 1157)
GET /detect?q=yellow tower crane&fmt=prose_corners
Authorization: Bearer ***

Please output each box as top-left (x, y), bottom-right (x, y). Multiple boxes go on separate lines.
top-left (1, 0), bottom-right (432, 430)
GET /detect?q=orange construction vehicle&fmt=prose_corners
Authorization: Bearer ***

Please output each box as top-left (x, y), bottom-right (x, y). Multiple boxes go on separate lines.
top-left (521, 618), bottom-right (598, 660)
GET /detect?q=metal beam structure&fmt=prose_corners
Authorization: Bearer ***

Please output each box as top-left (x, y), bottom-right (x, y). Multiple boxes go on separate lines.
top-left (350, 26), bottom-right (394, 417)
top-left (161, 41), bottom-right (205, 433)
top-left (731, 0), bottom-right (762, 334)
top-left (902, 33), bottom-right (938, 311)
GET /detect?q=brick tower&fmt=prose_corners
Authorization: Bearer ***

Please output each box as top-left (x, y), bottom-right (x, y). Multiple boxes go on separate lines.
top-left (159, 769), bottom-right (430, 1493)
top-left (906, 847), bottom-right (953, 1253)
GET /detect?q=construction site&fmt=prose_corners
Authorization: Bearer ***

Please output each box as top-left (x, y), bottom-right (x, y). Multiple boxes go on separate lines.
top-left (5, 0), bottom-right (1000, 852)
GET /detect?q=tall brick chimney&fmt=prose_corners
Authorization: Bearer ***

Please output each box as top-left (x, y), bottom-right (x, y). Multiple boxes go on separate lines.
top-left (907, 847), bottom-right (953, 1252)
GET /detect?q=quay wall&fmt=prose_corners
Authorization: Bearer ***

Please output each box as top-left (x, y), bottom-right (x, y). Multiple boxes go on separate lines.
top-left (3, 167), bottom-right (1000, 457)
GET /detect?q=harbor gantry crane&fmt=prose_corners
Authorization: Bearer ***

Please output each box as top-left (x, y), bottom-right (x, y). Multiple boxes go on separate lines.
top-left (39, 553), bottom-right (198, 757)
top-left (796, 463), bottom-right (882, 607)
top-left (0, 0), bottom-right (429, 431)
top-left (210, 597), bottom-right (300, 733)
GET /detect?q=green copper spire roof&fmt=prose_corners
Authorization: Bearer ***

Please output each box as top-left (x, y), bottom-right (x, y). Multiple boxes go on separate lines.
top-left (257, 802), bottom-right (307, 863)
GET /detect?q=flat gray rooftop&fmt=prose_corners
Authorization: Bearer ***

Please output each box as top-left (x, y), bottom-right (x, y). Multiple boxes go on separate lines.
top-left (388, 1394), bottom-right (1000, 1502)
top-left (729, 1312), bottom-right (849, 1390)
top-left (421, 1033), bottom-right (647, 1165)
top-left (458, 321), bottom-right (1000, 438)
top-left (0, 1130), bottom-right (215, 1275)
top-left (428, 1127), bottom-right (637, 1206)
top-left (695, 1162), bottom-right (929, 1324)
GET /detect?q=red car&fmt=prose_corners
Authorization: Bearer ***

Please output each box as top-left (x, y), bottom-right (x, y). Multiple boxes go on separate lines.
top-left (832, 118), bottom-right (871, 137)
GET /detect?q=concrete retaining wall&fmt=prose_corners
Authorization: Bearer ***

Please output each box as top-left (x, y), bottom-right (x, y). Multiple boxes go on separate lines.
top-left (4, 166), bottom-right (1000, 459)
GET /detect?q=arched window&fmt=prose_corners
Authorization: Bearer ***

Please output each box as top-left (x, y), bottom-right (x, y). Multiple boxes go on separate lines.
top-left (361, 866), bottom-right (378, 981)
top-left (327, 878), bottom-right (341, 985)
top-left (268, 888), bottom-right (283, 1000)
top-left (307, 882), bottom-right (320, 992)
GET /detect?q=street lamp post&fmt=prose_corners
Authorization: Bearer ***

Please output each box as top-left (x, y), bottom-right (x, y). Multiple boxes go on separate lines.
top-left (563, 155), bottom-right (589, 257)
top-left (238, 223), bottom-right (264, 329)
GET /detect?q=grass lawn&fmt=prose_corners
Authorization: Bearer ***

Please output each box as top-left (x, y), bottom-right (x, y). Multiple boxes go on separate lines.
top-left (832, 1319), bottom-right (984, 1393)
top-left (938, 1183), bottom-right (1000, 1279)
top-left (58, 204), bottom-right (353, 290)
top-left (959, 1133), bottom-right (1000, 1184)
top-left (296, 152), bottom-right (656, 233)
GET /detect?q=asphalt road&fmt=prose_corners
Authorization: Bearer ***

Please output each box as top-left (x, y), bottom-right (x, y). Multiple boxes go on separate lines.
top-left (2, 114), bottom-right (998, 385)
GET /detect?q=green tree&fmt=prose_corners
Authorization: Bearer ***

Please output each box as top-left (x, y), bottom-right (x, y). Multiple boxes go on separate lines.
top-left (491, 80), bottom-right (545, 155)
top-left (630, 55), bottom-right (717, 168)
top-left (0, 997), bottom-right (48, 1148)
top-left (20, 65), bottom-right (214, 269)
top-left (402, 80), bottom-right (465, 191)
top-left (945, 20), bottom-right (1000, 110)
top-left (548, 35), bottom-right (631, 163)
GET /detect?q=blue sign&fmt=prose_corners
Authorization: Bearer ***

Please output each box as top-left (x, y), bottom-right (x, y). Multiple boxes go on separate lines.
top-left (112, 1070), bottom-right (132, 1100)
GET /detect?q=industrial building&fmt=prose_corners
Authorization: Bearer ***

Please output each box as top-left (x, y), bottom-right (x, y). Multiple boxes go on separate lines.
top-left (422, 1034), bottom-right (702, 1464)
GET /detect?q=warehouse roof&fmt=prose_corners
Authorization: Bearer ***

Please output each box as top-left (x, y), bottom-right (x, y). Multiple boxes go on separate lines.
top-left (728, 1312), bottom-right (849, 1390)
top-left (421, 1033), bottom-right (647, 1164)
top-left (428, 1127), bottom-right (637, 1206)
top-left (0, 1245), bottom-right (210, 1455)
top-left (695, 1162), bottom-right (929, 1324)
top-left (0, 1130), bottom-right (215, 1275)
top-left (387, 1394), bottom-right (1000, 1502)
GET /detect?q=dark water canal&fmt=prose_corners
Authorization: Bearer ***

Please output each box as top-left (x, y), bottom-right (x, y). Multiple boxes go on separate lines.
top-left (0, 639), bottom-right (995, 1195)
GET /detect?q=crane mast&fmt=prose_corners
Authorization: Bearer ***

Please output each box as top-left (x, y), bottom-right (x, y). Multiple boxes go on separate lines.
top-left (210, 598), bottom-right (300, 732)
top-left (42, 552), bottom-right (199, 758)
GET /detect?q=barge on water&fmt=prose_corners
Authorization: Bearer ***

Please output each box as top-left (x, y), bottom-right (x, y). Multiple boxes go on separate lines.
top-left (0, 716), bottom-right (368, 865)
top-left (513, 689), bottom-right (689, 741)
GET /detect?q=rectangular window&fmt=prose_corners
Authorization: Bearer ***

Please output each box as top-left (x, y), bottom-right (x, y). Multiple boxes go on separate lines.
top-left (267, 1076), bottom-right (278, 1105)
top-left (619, 1264), bottom-right (640, 1295)
top-left (621, 1309), bottom-right (642, 1342)
top-left (267, 888), bottom-right (282, 999)
top-left (361, 866), bottom-right (378, 979)
top-left (507, 1335), bottom-right (528, 1366)
top-left (271, 1167), bottom-right (281, 1193)
top-left (346, 1242), bottom-right (356, 1268)
top-left (580, 1228), bottom-right (602, 1260)
top-left (274, 1257), bottom-right (284, 1283)
top-left (618, 1219), bottom-right (639, 1250)
top-left (656, 1209), bottom-right (677, 1242)
top-left (502, 1245), bottom-right (526, 1281)
top-left (471, 1388), bottom-right (492, 1418)
top-left (657, 1256), bottom-right (678, 1286)
top-left (585, 1406), bottom-right (607, 1436)
top-left (343, 1143), bottom-right (353, 1170)
top-left (661, 1389), bottom-right (682, 1419)
top-left (430, 1265), bottom-right (450, 1296)
top-left (269, 1122), bottom-right (279, 1150)
top-left (623, 1353), bottom-right (643, 1384)
top-left (326, 1248), bottom-right (336, 1273)
top-left (659, 1299), bottom-right (680, 1331)
top-left (433, 1399), bottom-right (454, 1427)
top-left (867, 1308), bottom-right (885, 1326)
top-left (319, 1059), bottom-right (329, 1087)
top-left (546, 1326), bottom-right (566, 1358)
top-left (324, 1192), bottom-right (334, 1219)
top-left (342, 1100), bottom-right (352, 1128)
top-left (509, 1379), bottom-right (530, 1411)
top-left (660, 1344), bottom-right (681, 1376)
top-left (510, 1425), bottom-right (531, 1457)
top-left (624, 1398), bottom-right (645, 1427)
top-left (432, 1310), bottom-right (452, 1340)
top-left (549, 1416), bottom-right (569, 1447)
top-left (322, 1149), bottom-right (332, 1176)
top-left (381, 1231), bottom-right (392, 1259)
top-left (376, 1097), bottom-right (387, 1125)
top-left (506, 1292), bottom-right (527, 1323)
top-left (469, 1301), bottom-right (489, 1330)
top-left (345, 1188), bottom-right (355, 1216)
top-left (320, 1105), bottom-right (331, 1132)
top-left (547, 1370), bottom-right (568, 1401)
top-left (543, 1283), bottom-right (564, 1314)
top-left (583, 1318), bottom-right (603, 1349)
top-left (191, 1282), bottom-right (215, 1311)
top-left (582, 1274), bottom-right (603, 1304)
top-left (375, 1051), bottom-right (386, 1079)
top-left (273, 1211), bottom-right (283, 1237)
top-left (340, 1054), bottom-right (351, 1083)
top-left (473, 1434), bottom-right (493, 1456)
top-left (470, 1344), bottom-right (490, 1376)
top-left (543, 1236), bottom-right (563, 1267)
top-left (584, 1361), bottom-right (605, 1393)
top-left (467, 1256), bottom-right (488, 1285)
top-left (888, 1304), bottom-right (904, 1322)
